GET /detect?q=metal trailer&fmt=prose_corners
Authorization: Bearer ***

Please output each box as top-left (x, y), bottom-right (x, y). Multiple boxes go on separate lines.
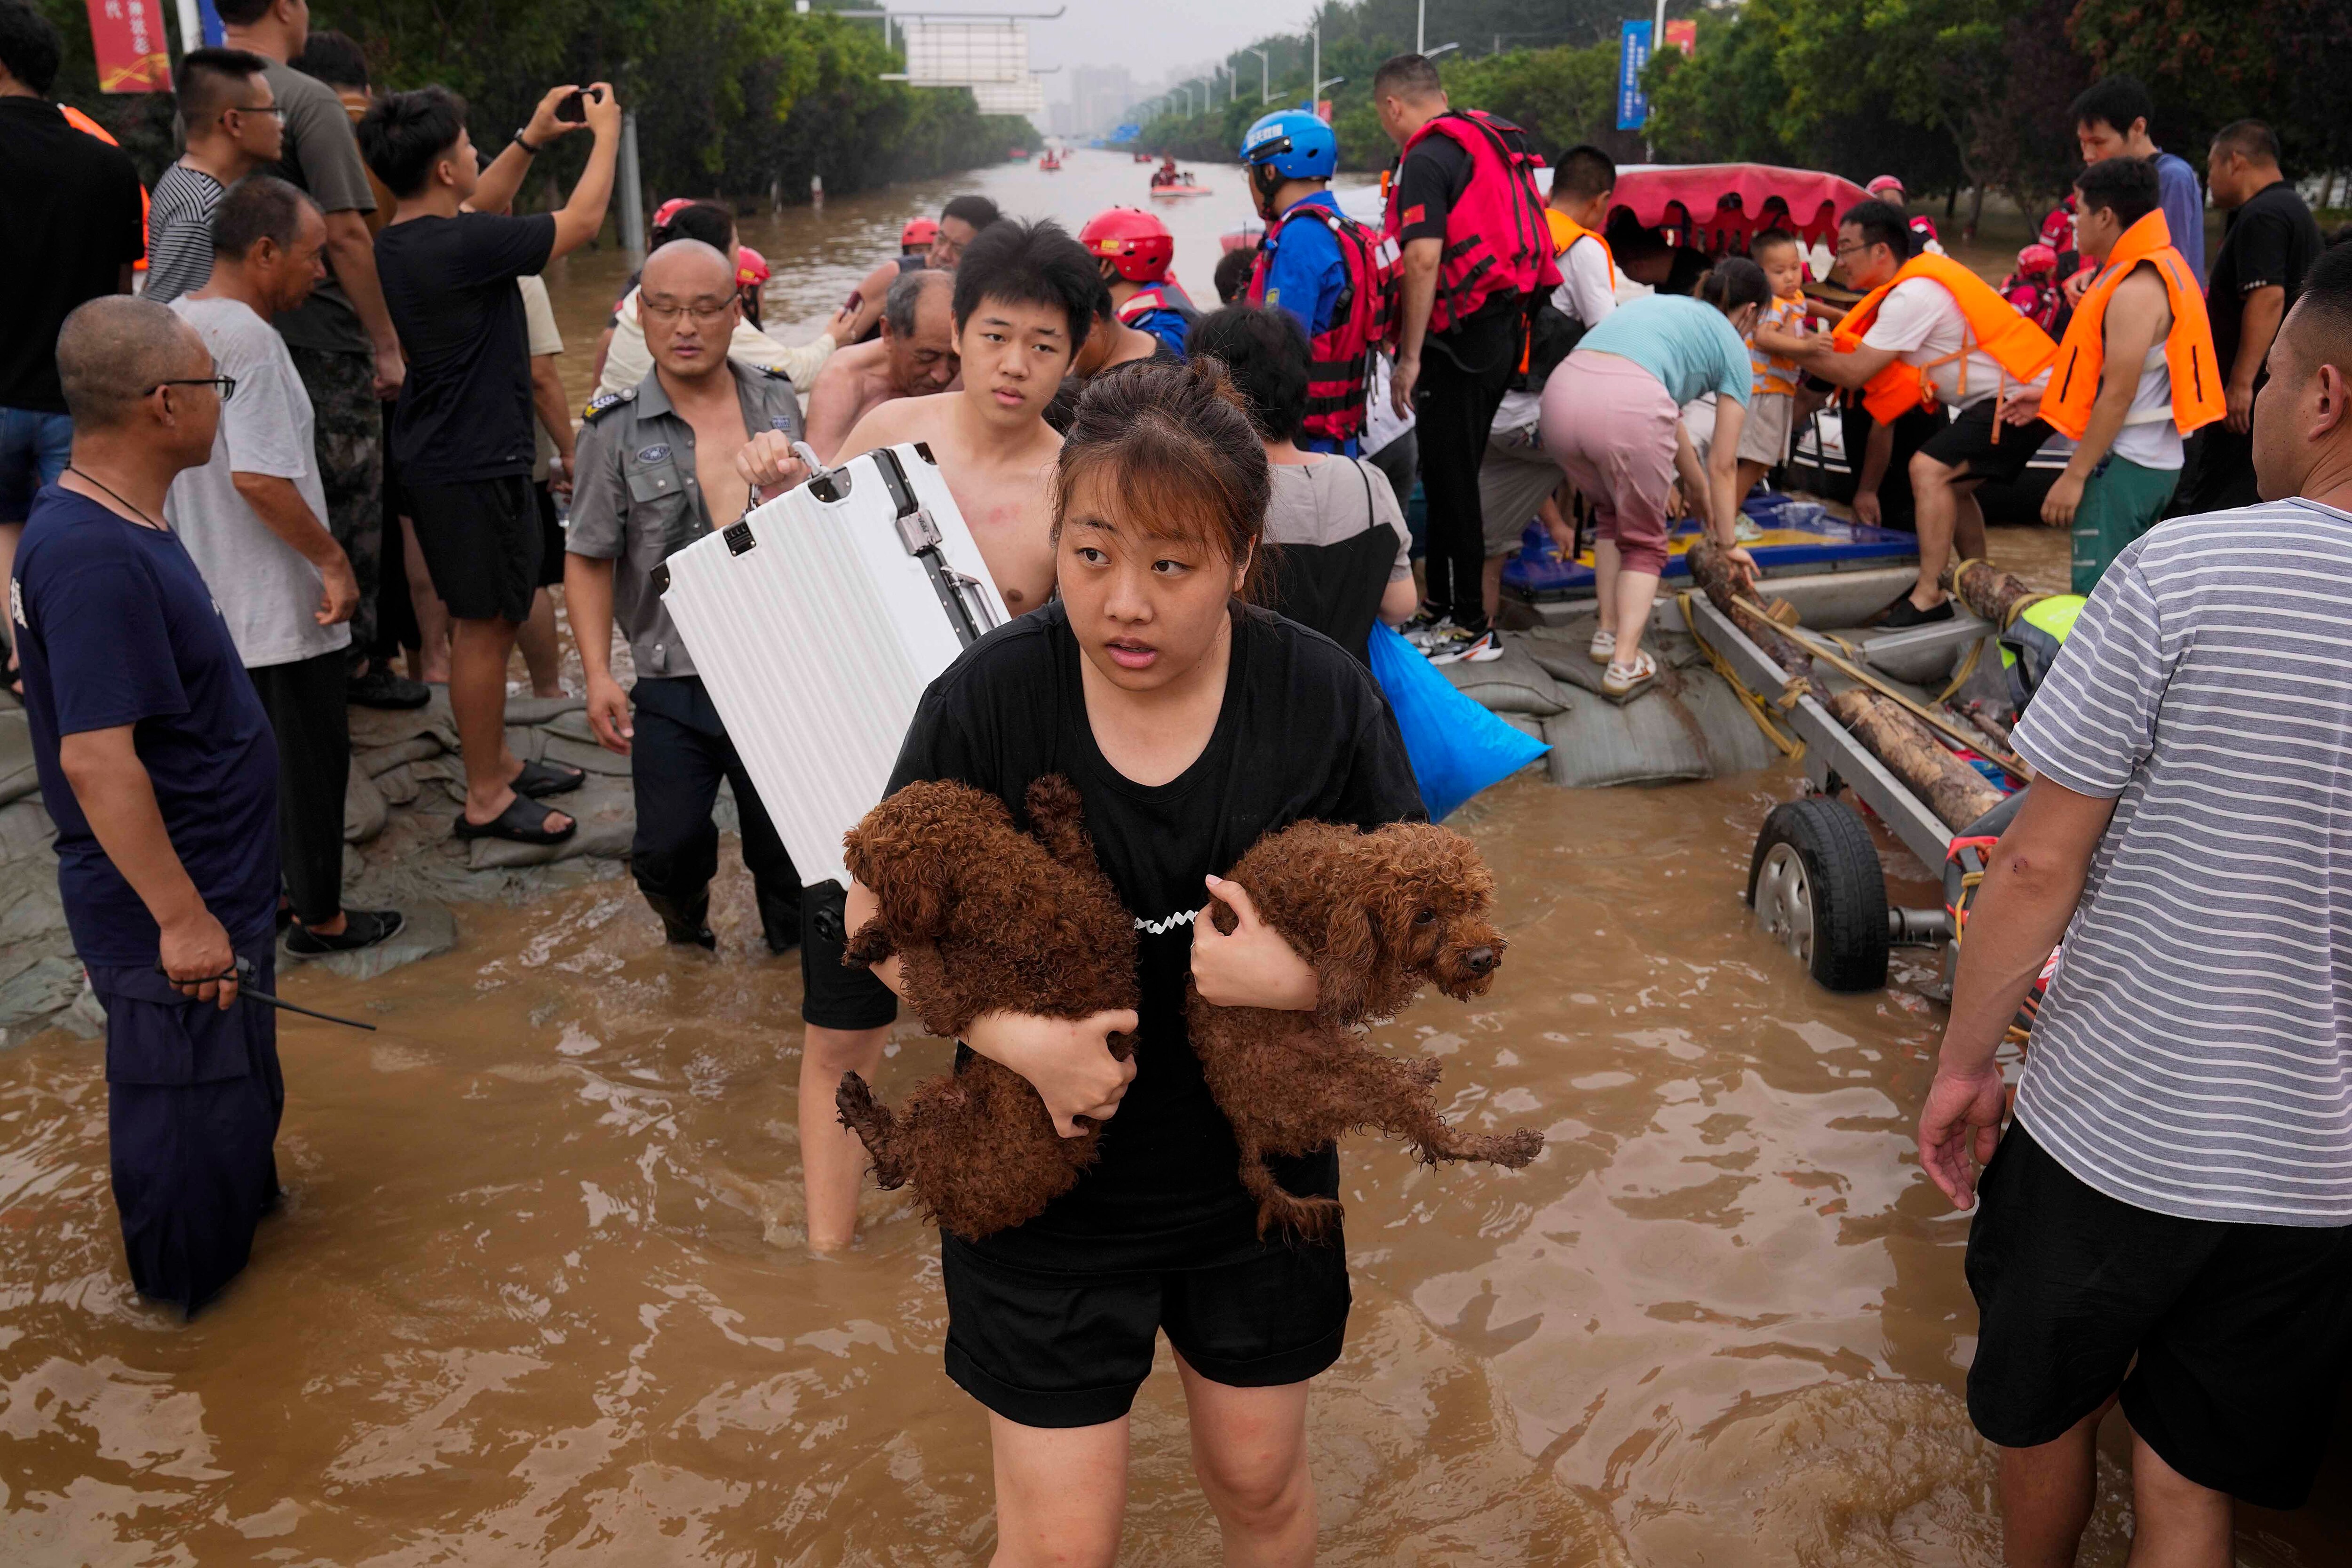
top-left (1685, 595), bottom-right (1964, 993)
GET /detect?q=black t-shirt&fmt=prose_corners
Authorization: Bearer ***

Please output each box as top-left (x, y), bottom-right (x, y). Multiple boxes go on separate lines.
top-left (375, 212), bottom-right (557, 487)
top-left (2208, 181), bottom-right (2325, 385)
top-left (875, 600), bottom-right (1424, 1271)
top-left (0, 100), bottom-right (146, 413)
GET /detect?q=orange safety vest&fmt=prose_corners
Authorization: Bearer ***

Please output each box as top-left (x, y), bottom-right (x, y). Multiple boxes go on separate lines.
top-left (1547, 209), bottom-right (1614, 280)
top-left (1832, 252), bottom-right (2057, 423)
top-left (2040, 210), bottom-right (2224, 443)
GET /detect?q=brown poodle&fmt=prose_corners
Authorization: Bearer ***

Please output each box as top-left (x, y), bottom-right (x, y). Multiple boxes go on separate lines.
top-left (1189, 820), bottom-right (1544, 1239)
top-left (834, 775), bottom-right (1139, 1240)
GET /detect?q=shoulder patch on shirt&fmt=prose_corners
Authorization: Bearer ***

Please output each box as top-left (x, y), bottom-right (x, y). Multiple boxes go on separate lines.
top-left (1402, 203), bottom-right (1426, 226)
top-left (583, 387), bottom-right (634, 423)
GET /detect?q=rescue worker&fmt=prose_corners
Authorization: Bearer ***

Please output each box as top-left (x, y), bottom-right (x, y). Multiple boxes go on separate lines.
top-left (2010, 156), bottom-right (2222, 593)
top-left (1800, 199), bottom-right (2060, 625)
top-left (1239, 108), bottom-right (1396, 456)
top-left (899, 215), bottom-right (938, 257)
top-left (1079, 206), bottom-right (1199, 360)
top-left (1152, 154), bottom-right (1179, 189)
top-left (564, 239), bottom-right (804, 956)
top-left (1375, 50), bottom-right (1562, 663)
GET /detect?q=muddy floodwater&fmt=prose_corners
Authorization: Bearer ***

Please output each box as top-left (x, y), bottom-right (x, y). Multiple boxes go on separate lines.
top-left (3, 152), bottom-right (2346, 1564)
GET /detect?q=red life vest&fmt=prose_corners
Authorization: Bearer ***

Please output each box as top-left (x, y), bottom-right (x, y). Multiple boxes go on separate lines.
top-left (1116, 278), bottom-right (1200, 326)
top-left (1383, 109), bottom-right (1561, 335)
top-left (1246, 199), bottom-right (1400, 445)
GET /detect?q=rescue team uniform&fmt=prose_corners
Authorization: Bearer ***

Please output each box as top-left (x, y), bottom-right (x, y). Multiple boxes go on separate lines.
top-left (569, 365), bottom-right (809, 959)
top-left (2038, 210), bottom-right (2223, 592)
top-left (1833, 252), bottom-right (2061, 496)
top-left (1479, 210), bottom-right (1616, 559)
top-left (1116, 279), bottom-right (1200, 362)
top-left (1248, 192), bottom-right (1397, 456)
top-left (1386, 109), bottom-right (1563, 637)
top-left (14, 486), bottom-right (285, 1314)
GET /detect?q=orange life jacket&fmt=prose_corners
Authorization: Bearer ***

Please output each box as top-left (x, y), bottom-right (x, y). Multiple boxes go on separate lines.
top-left (1832, 253), bottom-right (2057, 423)
top-left (1547, 209), bottom-right (1613, 281)
top-left (60, 104), bottom-right (150, 273)
top-left (2040, 210), bottom-right (2224, 443)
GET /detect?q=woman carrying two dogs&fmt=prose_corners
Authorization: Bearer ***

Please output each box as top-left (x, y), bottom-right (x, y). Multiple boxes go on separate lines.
top-left (841, 358), bottom-right (1423, 1565)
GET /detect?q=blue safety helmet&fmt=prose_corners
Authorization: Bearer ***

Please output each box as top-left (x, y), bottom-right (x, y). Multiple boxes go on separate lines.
top-left (1239, 110), bottom-right (1337, 180)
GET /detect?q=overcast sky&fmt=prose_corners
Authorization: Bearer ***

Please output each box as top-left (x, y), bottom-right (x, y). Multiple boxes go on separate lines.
top-left (1014, 0), bottom-right (1319, 90)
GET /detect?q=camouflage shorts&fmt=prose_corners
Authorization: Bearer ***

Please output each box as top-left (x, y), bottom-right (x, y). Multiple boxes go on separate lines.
top-left (286, 345), bottom-right (382, 656)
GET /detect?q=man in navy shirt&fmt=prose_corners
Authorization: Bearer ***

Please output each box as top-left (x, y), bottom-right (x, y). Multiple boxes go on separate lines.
top-left (2071, 75), bottom-right (2205, 286)
top-left (16, 296), bottom-right (284, 1314)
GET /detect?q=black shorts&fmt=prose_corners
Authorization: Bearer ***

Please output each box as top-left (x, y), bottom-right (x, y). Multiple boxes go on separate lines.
top-left (533, 482), bottom-right (566, 588)
top-left (1918, 396), bottom-right (2054, 489)
top-left (405, 474), bottom-right (541, 623)
top-left (1965, 1121), bottom-right (2352, 1509)
top-left (798, 879), bottom-right (898, 1032)
top-left (942, 1230), bottom-right (1351, 1428)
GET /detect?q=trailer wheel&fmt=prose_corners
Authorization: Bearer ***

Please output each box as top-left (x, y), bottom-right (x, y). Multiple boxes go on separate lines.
top-left (1748, 796), bottom-right (1889, 992)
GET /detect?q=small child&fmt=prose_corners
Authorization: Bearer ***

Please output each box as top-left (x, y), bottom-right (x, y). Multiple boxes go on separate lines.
top-left (2001, 244), bottom-right (2066, 334)
top-left (1734, 230), bottom-right (1816, 509)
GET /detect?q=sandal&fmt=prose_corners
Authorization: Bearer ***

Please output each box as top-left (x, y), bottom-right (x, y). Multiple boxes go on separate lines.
top-left (286, 907), bottom-right (406, 957)
top-left (512, 758), bottom-right (586, 798)
top-left (1601, 648), bottom-right (1658, 701)
top-left (1588, 628), bottom-right (1617, 665)
top-left (453, 793), bottom-right (576, 846)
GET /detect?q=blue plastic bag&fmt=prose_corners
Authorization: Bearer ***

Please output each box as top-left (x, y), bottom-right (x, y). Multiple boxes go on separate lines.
top-left (1366, 623), bottom-right (1550, 821)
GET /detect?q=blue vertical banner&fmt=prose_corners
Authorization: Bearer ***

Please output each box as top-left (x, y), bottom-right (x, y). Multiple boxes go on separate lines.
top-left (1616, 19), bottom-right (1653, 130)
top-left (196, 0), bottom-right (225, 46)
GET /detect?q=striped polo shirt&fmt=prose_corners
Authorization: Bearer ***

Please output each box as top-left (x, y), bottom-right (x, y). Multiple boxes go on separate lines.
top-left (2010, 499), bottom-right (2352, 1226)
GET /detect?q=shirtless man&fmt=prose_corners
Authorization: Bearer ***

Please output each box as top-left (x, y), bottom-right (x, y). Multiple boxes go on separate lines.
top-left (739, 218), bottom-right (1100, 616)
top-left (800, 269), bottom-right (957, 462)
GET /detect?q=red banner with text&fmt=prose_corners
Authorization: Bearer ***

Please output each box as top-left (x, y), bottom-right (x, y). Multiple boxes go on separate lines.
top-left (86, 0), bottom-right (170, 92)
top-left (1663, 18), bottom-right (1697, 55)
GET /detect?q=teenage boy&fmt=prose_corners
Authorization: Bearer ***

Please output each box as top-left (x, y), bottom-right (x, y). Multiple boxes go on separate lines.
top-left (741, 218), bottom-right (1099, 618)
top-left (146, 48), bottom-right (284, 306)
top-left (736, 217), bottom-right (1099, 1253)
top-left (2070, 74), bottom-right (2204, 286)
top-left (567, 239), bottom-right (806, 957)
top-left (359, 81), bottom-right (622, 846)
top-left (2006, 157), bottom-right (2221, 593)
top-left (166, 177), bottom-right (406, 958)
top-left (803, 269), bottom-right (959, 462)
top-left (1802, 199), bottom-right (2059, 625)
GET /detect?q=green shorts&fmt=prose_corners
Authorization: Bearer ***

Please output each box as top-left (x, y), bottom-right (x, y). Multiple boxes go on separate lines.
top-left (2071, 454), bottom-right (2180, 595)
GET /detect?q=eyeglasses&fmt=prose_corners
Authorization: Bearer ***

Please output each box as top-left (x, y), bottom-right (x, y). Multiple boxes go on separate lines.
top-left (1832, 242), bottom-right (1871, 259)
top-left (641, 299), bottom-right (735, 324)
top-left (229, 103), bottom-right (287, 120)
top-left (148, 376), bottom-right (237, 401)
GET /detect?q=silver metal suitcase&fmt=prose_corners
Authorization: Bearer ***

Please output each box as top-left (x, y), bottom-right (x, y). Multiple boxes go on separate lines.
top-left (652, 441), bottom-right (1009, 890)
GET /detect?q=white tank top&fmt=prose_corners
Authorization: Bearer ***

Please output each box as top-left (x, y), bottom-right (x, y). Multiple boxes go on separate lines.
top-left (2109, 344), bottom-right (2183, 472)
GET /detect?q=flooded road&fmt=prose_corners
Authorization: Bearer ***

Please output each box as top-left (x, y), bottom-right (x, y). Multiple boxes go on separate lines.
top-left (2, 152), bottom-right (2346, 1564)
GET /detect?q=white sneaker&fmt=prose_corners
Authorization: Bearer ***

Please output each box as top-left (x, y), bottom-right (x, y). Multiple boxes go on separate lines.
top-left (1402, 613), bottom-right (1452, 649)
top-left (1427, 627), bottom-right (1504, 665)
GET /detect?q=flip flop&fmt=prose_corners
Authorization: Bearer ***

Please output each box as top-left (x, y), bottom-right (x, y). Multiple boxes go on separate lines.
top-left (512, 758), bottom-right (586, 798)
top-left (453, 794), bottom-right (576, 846)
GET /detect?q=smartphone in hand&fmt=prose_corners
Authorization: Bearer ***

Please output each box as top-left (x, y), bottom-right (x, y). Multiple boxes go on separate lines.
top-left (556, 85), bottom-right (602, 123)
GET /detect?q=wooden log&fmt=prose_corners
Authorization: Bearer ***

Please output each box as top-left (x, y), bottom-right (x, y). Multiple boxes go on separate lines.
top-left (1686, 538), bottom-right (1831, 703)
top-left (1828, 688), bottom-right (2005, 831)
top-left (1944, 559), bottom-right (2043, 628)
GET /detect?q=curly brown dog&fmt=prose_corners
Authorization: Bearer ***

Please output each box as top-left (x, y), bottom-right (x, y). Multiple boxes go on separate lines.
top-left (834, 775), bottom-right (1138, 1240)
top-left (1190, 820), bottom-right (1543, 1239)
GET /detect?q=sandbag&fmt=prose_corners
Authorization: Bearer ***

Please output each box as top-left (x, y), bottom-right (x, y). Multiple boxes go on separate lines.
top-left (345, 766), bottom-right (388, 845)
top-left (1541, 690), bottom-right (1712, 788)
top-left (1368, 623), bottom-right (1549, 820)
top-left (1439, 639), bottom-right (1572, 716)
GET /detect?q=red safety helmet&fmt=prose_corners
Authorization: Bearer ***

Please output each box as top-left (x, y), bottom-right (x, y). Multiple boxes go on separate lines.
top-left (737, 246), bottom-right (771, 289)
top-left (652, 197), bottom-right (695, 232)
top-left (2015, 243), bottom-right (2058, 277)
top-left (1080, 207), bottom-right (1175, 283)
top-left (901, 215), bottom-right (940, 251)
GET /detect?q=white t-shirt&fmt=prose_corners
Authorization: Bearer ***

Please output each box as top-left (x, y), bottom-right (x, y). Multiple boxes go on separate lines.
top-left (1499, 234), bottom-right (1619, 430)
top-left (518, 274), bottom-right (564, 479)
top-left (1861, 277), bottom-right (2048, 410)
top-left (2110, 343), bottom-right (2184, 471)
top-left (163, 296), bottom-right (352, 670)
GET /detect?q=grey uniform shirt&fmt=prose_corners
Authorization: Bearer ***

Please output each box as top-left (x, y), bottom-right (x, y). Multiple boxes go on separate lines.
top-left (260, 59), bottom-right (377, 356)
top-left (568, 362), bottom-right (804, 680)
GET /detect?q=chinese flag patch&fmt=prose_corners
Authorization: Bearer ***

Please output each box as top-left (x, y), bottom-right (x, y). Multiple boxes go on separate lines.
top-left (1402, 203), bottom-right (1426, 226)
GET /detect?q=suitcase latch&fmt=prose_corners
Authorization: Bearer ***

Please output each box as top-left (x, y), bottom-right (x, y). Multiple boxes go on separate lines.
top-left (724, 520), bottom-right (755, 556)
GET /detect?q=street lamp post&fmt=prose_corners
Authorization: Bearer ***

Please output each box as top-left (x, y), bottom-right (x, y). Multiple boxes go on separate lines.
top-left (1417, 0), bottom-right (1425, 53)
top-left (1248, 47), bottom-right (1271, 103)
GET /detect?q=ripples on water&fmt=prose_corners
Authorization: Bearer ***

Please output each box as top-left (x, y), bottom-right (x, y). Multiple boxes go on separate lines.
top-left (3, 155), bottom-right (2345, 1563)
